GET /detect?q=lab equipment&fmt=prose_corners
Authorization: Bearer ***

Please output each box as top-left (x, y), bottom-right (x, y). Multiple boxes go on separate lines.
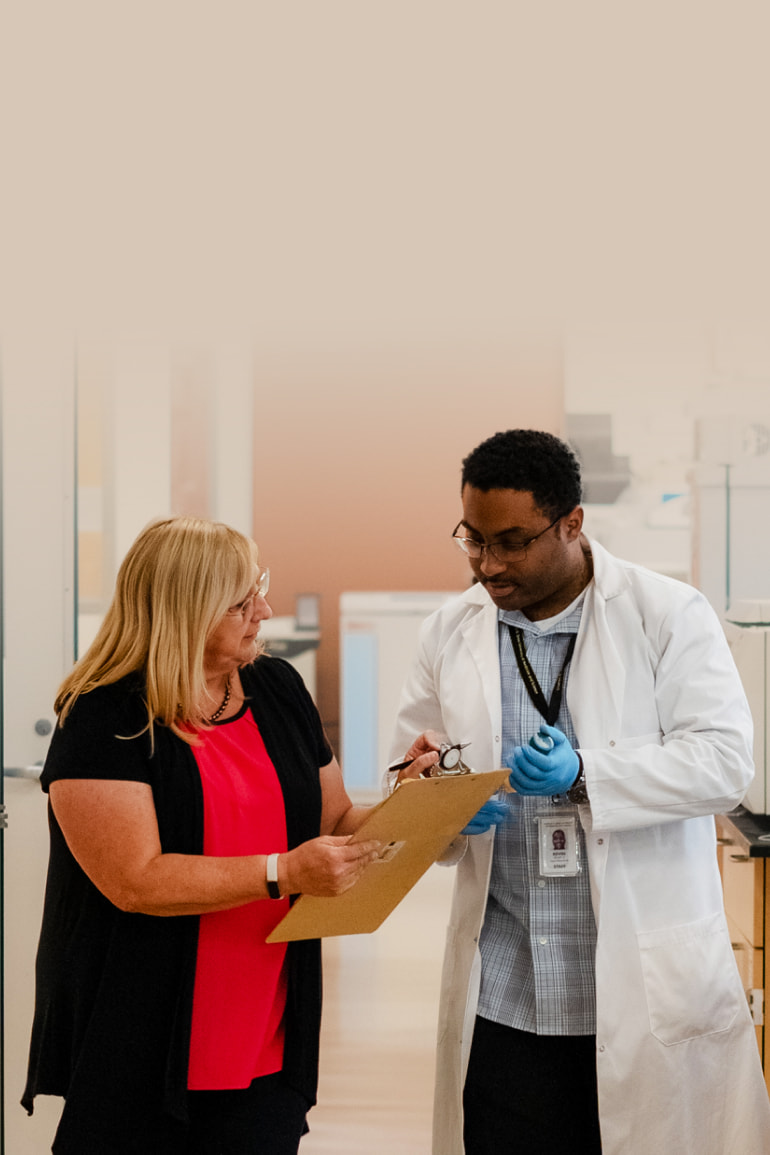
top-left (726, 598), bottom-right (770, 814)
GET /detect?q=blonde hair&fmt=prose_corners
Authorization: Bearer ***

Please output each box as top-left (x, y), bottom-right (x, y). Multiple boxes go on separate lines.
top-left (56, 516), bottom-right (262, 743)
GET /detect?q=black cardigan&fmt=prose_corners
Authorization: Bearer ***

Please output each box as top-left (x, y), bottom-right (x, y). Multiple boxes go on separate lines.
top-left (22, 657), bottom-right (330, 1154)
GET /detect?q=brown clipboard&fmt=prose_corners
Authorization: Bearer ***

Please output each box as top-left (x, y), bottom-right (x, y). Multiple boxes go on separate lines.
top-left (266, 768), bottom-right (510, 942)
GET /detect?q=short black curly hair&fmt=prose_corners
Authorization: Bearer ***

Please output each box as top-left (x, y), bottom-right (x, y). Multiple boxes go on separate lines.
top-left (461, 430), bottom-right (583, 519)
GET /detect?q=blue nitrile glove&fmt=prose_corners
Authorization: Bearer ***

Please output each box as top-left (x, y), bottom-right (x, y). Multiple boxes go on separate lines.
top-left (462, 797), bottom-right (509, 835)
top-left (507, 724), bottom-right (580, 796)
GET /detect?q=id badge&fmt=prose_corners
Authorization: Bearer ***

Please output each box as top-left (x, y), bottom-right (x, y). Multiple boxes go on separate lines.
top-left (536, 813), bottom-right (580, 877)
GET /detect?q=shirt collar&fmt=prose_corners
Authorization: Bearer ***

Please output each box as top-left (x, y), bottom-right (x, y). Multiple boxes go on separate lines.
top-left (498, 586), bottom-right (587, 635)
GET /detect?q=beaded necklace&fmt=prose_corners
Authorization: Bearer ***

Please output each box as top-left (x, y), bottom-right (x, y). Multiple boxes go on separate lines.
top-left (207, 673), bottom-right (232, 723)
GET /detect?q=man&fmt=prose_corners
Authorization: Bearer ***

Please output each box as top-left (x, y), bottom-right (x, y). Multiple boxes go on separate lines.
top-left (389, 429), bottom-right (770, 1154)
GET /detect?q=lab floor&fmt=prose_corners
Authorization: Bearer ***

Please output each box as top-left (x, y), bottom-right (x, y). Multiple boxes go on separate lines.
top-left (299, 862), bottom-right (455, 1155)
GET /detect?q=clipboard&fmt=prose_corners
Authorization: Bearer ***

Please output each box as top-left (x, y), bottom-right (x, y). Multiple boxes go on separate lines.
top-left (266, 767), bottom-right (510, 942)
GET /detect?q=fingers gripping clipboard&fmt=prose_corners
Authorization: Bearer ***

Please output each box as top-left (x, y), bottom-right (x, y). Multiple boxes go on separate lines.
top-left (266, 768), bottom-right (510, 942)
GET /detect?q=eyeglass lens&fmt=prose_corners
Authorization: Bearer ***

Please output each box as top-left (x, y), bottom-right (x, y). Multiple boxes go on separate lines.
top-left (452, 515), bottom-right (562, 561)
top-left (459, 539), bottom-right (525, 560)
top-left (229, 569), bottom-right (270, 615)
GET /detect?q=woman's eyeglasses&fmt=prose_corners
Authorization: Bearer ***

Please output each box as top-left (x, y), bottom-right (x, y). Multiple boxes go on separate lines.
top-left (226, 568), bottom-right (270, 617)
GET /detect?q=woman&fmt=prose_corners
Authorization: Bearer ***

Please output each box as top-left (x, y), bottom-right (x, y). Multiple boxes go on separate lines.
top-left (22, 517), bottom-right (433, 1154)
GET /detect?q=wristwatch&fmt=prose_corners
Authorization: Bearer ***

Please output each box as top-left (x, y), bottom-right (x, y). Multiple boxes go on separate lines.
top-left (566, 759), bottom-right (589, 805)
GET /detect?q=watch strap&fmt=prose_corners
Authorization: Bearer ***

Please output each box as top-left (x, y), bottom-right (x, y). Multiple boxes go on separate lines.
top-left (265, 852), bottom-right (282, 899)
top-left (566, 756), bottom-right (589, 804)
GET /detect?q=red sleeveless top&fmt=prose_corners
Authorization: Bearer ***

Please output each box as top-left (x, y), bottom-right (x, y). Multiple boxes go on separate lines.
top-left (186, 708), bottom-right (290, 1090)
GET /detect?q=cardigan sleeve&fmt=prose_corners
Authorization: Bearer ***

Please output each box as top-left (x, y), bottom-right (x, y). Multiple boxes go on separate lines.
top-left (40, 680), bottom-right (154, 792)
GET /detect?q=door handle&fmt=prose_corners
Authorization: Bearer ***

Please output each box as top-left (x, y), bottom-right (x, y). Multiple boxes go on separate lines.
top-left (4, 764), bottom-right (43, 780)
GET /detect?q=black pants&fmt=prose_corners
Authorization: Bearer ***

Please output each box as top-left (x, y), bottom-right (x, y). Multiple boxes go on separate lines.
top-left (463, 1016), bottom-right (602, 1154)
top-left (186, 1072), bottom-right (310, 1155)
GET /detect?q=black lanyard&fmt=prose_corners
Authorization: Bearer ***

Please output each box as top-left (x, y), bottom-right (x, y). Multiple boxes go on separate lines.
top-left (508, 626), bottom-right (577, 726)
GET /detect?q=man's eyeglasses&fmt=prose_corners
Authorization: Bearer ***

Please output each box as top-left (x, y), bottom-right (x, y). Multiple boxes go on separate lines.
top-left (451, 514), bottom-right (564, 562)
top-left (226, 568), bottom-right (270, 617)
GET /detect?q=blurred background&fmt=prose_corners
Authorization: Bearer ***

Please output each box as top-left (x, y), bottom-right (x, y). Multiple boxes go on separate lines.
top-left (2, 2), bottom-right (770, 1151)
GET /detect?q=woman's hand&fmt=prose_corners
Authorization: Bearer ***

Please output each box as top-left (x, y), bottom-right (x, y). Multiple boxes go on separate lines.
top-left (49, 778), bottom-right (383, 913)
top-left (280, 835), bottom-right (383, 897)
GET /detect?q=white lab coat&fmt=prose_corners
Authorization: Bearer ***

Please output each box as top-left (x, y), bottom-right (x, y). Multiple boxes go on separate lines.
top-left (390, 539), bottom-right (770, 1155)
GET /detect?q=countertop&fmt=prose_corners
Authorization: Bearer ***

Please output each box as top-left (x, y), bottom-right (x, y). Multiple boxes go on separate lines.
top-left (719, 806), bottom-right (770, 858)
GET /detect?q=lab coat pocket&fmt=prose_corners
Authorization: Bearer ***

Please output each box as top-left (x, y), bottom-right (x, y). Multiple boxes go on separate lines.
top-left (637, 912), bottom-right (741, 1045)
top-left (616, 729), bottom-right (663, 749)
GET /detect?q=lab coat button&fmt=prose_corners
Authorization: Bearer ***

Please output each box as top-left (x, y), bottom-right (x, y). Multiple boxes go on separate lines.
top-left (597, 838), bottom-right (604, 846)
top-left (599, 1044), bottom-right (606, 1053)
top-left (495, 735), bottom-right (500, 742)
top-left (609, 740), bottom-right (616, 747)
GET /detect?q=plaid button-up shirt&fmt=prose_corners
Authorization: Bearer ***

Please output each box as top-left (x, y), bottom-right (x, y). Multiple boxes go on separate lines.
top-left (476, 593), bottom-right (597, 1035)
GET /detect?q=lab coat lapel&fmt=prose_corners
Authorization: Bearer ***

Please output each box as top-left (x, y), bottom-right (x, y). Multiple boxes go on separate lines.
top-left (568, 543), bottom-right (627, 746)
top-left (459, 595), bottom-right (502, 747)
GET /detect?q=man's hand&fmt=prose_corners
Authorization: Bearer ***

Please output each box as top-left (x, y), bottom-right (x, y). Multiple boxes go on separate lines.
top-left (462, 797), bottom-right (509, 835)
top-left (507, 725), bottom-right (580, 796)
top-left (391, 730), bottom-right (442, 783)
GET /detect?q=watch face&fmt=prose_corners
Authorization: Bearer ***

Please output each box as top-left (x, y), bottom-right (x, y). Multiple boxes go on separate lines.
top-left (440, 745), bottom-right (461, 770)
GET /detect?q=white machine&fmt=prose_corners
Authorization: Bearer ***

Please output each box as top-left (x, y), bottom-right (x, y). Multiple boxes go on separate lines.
top-left (726, 598), bottom-right (770, 815)
top-left (340, 590), bottom-right (459, 791)
top-left (260, 614), bottom-right (320, 700)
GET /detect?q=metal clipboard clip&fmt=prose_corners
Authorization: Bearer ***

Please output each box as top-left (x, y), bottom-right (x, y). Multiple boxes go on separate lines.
top-left (390, 741), bottom-right (474, 781)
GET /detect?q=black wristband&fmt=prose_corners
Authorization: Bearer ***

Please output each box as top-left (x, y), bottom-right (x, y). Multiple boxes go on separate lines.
top-left (566, 754), bottom-right (588, 804)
